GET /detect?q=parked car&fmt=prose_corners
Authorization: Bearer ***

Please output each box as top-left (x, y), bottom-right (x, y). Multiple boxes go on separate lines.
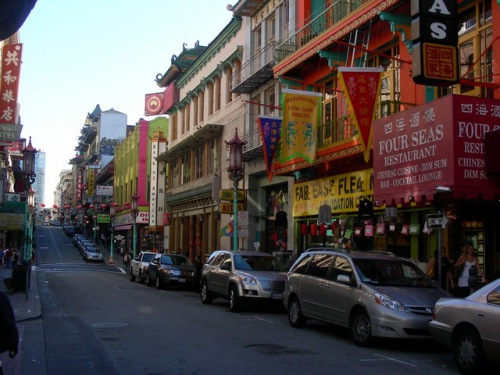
top-left (146, 253), bottom-right (195, 289)
top-left (64, 225), bottom-right (76, 236)
top-left (83, 246), bottom-right (103, 262)
top-left (283, 248), bottom-right (451, 346)
top-left (200, 250), bottom-right (287, 312)
top-left (428, 278), bottom-right (500, 374)
top-left (130, 251), bottom-right (158, 283)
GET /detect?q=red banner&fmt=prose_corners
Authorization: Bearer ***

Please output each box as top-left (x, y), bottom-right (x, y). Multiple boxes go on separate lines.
top-left (338, 67), bottom-right (383, 163)
top-left (0, 44), bottom-right (23, 125)
top-left (373, 94), bottom-right (500, 203)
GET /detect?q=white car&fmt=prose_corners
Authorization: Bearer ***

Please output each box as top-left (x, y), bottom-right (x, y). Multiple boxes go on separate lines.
top-left (429, 278), bottom-right (500, 374)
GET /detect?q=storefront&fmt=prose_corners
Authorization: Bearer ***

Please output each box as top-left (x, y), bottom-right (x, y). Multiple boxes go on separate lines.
top-left (373, 94), bottom-right (500, 278)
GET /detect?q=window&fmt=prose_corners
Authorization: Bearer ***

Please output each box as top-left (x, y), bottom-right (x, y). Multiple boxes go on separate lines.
top-left (171, 113), bottom-right (178, 141)
top-left (194, 145), bottom-right (203, 180)
top-left (330, 256), bottom-right (353, 282)
top-left (226, 66), bottom-right (233, 104)
top-left (265, 88), bottom-right (276, 116)
top-left (254, 25), bottom-right (262, 53)
top-left (182, 153), bottom-right (191, 184)
top-left (267, 15), bottom-right (275, 43)
top-left (185, 103), bottom-right (190, 132)
top-left (199, 90), bottom-right (205, 123)
top-left (215, 76), bottom-right (221, 112)
top-left (208, 82), bottom-right (214, 116)
top-left (207, 139), bottom-right (215, 174)
top-left (307, 254), bottom-right (334, 279)
top-left (290, 254), bottom-right (313, 274)
top-left (181, 107), bottom-right (187, 134)
top-left (193, 95), bottom-right (199, 126)
top-left (233, 60), bottom-right (241, 99)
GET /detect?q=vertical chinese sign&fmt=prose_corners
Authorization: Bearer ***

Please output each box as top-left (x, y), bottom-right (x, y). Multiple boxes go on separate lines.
top-left (0, 44), bottom-right (22, 142)
top-left (338, 67), bottom-right (383, 163)
top-left (280, 89), bottom-right (322, 164)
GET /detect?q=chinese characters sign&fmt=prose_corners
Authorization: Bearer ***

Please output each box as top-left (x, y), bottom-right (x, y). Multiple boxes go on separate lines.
top-left (0, 44), bottom-right (22, 139)
top-left (373, 95), bottom-right (500, 202)
top-left (411, 0), bottom-right (459, 85)
top-left (338, 67), bottom-right (383, 163)
top-left (280, 89), bottom-right (322, 164)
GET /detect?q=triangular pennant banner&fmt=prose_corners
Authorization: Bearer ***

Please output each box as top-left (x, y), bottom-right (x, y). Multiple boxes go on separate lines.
top-left (338, 67), bottom-right (383, 163)
top-left (257, 116), bottom-right (282, 182)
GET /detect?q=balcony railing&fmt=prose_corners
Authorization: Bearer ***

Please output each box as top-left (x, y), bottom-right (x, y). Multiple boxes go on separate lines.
top-left (275, 0), bottom-right (366, 64)
top-left (232, 42), bottom-right (276, 93)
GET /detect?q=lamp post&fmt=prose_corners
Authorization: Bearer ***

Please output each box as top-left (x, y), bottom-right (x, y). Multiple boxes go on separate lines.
top-left (131, 195), bottom-right (139, 258)
top-left (21, 137), bottom-right (37, 301)
top-left (108, 202), bottom-right (117, 264)
top-left (225, 129), bottom-right (246, 252)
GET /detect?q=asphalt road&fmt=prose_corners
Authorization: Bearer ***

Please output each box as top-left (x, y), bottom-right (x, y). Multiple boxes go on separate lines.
top-left (15, 226), bottom-right (470, 375)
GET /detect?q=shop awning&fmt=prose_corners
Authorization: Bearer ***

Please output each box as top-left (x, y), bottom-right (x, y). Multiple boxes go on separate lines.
top-left (373, 94), bottom-right (500, 204)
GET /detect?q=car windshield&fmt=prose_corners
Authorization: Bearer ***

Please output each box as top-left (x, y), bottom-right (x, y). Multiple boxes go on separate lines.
top-left (354, 258), bottom-right (434, 287)
top-left (234, 255), bottom-right (285, 272)
top-left (142, 253), bottom-right (156, 262)
top-left (161, 255), bottom-right (193, 266)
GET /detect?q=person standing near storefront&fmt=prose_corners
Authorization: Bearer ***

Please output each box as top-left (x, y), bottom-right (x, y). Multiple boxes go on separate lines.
top-left (425, 247), bottom-right (454, 291)
top-left (454, 243), bottom-right (487, 297)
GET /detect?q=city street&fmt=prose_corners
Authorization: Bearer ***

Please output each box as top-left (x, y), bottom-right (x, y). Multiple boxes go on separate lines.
top-left (9, 226), bottom-right (465, 374)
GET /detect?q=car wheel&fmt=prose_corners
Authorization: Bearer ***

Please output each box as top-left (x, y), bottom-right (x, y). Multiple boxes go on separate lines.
top-left (200, 281), bottom-right (212, 304)
top-left (155, 275), bottom-right (162, 290)
top-left (350, 309), bottom-right (372, 347)
top-left (288, 297), bottom-right (306, 328)
top-left (453, 327), bottom-right (486, 375)
top-left (229, 285), bottom-right (241, 312)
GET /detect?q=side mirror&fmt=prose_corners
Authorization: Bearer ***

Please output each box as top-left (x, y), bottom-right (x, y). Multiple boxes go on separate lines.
top-left (336, 274), bottom-right (356, 286)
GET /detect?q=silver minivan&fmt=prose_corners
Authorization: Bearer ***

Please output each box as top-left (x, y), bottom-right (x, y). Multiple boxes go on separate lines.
top-left (283, 249), bottom-right (451, 346)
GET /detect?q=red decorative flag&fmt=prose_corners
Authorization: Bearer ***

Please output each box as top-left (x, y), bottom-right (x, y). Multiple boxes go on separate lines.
top-left (257, 116), bottom-right (282, 182)
top-left (0, 44), bottom-right (22, 125)
top-left (338, 67), bottom-right (383, 163)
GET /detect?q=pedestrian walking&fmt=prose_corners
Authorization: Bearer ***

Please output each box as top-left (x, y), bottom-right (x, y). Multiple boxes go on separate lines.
top-left (123, 252), bottom-right (131, 268)
top-left (3, 249), bottom-right (12, 269)
top-left (11, 250), bottom-right (19, 269)
top-left (454, 243), bottom-right (487, 297)
top-left (0, 290), bottom-right (19, 371)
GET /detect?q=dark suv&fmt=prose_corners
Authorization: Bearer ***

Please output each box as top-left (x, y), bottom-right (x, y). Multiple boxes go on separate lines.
top-left (200, 250), bottom-right (287, 312)
top-left (283, 248), bottom-right (451, 346)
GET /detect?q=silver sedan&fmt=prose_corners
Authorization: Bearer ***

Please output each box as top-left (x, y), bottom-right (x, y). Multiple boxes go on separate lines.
top-left (429, 278), bottom-right (500, 374)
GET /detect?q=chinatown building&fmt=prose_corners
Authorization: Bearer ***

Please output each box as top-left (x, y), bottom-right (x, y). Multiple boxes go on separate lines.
top-left (259, 0), bottom-right (500, 281)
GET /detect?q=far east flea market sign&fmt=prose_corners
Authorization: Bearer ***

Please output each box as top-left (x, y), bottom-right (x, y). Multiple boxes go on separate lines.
top-left (373, 94), bottom-right (500, 203)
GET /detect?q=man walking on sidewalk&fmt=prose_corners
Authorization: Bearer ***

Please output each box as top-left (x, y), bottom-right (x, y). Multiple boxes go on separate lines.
top-left (0, 290), bottom-right (19, 373)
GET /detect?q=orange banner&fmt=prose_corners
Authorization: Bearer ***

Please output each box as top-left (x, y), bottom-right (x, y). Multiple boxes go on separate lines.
top-left (338, 67), bottom-right (383, 163)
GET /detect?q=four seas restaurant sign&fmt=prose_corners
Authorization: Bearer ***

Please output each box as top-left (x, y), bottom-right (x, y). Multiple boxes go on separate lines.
top-left (373, 94), bottom-right (500, 203)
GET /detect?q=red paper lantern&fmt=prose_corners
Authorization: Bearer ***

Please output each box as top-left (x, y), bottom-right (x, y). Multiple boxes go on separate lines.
top-left (89, 204), bottom-right (95, 209)
top-left (40, 203), bottom-right (45, 208)
top-left (77, 205), bottom-right (83, 210)
top-left (52, 204), bottom-right (58, 209)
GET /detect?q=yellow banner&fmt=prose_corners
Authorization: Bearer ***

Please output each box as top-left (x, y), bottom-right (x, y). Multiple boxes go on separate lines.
top-left (293, 169), bottom-right (374, 217)
top-left (280, 89), bottom-right (322, 164)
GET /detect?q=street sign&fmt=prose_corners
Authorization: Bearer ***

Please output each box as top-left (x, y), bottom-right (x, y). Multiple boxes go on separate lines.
top-left (219, 189), bottom-right (244, 201)
top-left (219, 202), bottom-right (244, 214)
top-left (426, 213), bottom-right (449, 229)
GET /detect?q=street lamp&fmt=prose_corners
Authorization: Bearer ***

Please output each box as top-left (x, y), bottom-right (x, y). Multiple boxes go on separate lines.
top-left (131, 195), bottom-right (139, 258)
top-left (225, 129), bottom-right (246, 252)
top-left (108, 202), bottom-right (117, 264)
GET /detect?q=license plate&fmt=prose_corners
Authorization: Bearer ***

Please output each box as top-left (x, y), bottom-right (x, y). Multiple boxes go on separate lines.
top-left (179, 278), bottom-right (186, 283)
top-left (271, 293), bottom-right (283, 300)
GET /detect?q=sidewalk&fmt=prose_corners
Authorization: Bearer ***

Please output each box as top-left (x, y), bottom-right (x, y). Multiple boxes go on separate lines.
top-left (0, 263), bottom-right (41, 322)
top-left (0, 263), bottom-right (41, 374)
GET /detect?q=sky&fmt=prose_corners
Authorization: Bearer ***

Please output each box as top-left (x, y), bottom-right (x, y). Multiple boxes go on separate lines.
top-left (17, 0), bottom-right (235, 205)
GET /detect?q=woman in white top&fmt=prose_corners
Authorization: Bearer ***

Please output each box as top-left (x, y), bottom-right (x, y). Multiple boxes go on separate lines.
top-left (454, 243), bottom-right (486, 297)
